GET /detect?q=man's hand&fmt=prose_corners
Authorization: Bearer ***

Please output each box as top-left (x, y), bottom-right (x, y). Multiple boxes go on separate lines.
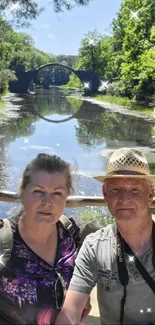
top-left (55, 291), bottom-right (90, 325)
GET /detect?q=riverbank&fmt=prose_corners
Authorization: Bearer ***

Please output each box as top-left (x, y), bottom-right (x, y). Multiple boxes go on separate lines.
top-left (94, 95), bottom-right (155, 117)
top-left (95, 94), bottom-right (153, 113)
top-left (67, 93), bottom-right (155, 122)
top-left (60, 86), bottom-right (154, 116)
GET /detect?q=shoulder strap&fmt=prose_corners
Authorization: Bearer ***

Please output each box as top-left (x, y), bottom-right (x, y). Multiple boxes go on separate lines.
top-left (60, 215), bottom-right (75, 236)
top-left (0, 218), bottom-right (13, 271)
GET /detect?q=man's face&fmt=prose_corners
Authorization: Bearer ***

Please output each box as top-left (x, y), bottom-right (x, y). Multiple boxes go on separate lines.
top-left (103, 178), bottom-right (154, 222)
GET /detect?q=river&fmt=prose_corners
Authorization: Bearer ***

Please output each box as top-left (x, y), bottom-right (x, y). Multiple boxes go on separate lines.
top-left (0, 88), bottom-right (155, 220)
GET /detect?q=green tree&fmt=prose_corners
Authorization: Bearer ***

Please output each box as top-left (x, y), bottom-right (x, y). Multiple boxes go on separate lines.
top-left (73, 30), bottom-right (115, 79)
top-left (0, 17), bottom-right (57, 92)
top-left (112, 0), bottom-right (155, 98)
top-left (56, 55), bottom-right (77, 67)
top-left (98, 36), bottom-right (116, 78)
top-left (0, 0), bottom-right (42, 27)
top-left (75, 30), bottom-right (102, 73)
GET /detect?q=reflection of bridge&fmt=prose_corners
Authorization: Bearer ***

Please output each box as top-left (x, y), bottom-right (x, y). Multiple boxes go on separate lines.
top-left (9, 63), bottom-right (101, 95)
top-left (32, 99), bottom-right (104, 123)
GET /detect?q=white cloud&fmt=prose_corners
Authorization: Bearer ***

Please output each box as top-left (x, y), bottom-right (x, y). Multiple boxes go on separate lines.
top-left (48, 33), bottom-right (57, 40)
top-left (41, 23), bottom-right (51, 31)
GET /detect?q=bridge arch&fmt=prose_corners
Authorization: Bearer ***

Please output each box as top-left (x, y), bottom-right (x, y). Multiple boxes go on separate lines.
top-left (34, 62), bottom-right (82, 88)
top-left (36, 62), bottom-right (75, 74)
top-left (9, 63), bottom-right (101, 94)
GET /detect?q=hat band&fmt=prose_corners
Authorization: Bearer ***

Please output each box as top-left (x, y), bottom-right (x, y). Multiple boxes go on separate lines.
top-left (110, 170), bottom-right (149, 176)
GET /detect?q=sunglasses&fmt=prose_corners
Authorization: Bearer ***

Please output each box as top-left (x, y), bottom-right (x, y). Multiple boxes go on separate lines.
top-left (55, 271), bottom-right (67, 309)
top-left (7, 268), bottom-right (67, 310)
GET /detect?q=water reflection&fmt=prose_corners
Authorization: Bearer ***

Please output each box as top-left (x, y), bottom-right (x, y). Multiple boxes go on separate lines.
top-left (0, 88), bottom-right (155, 217)
top-left (31, 95), bottom-right (83, 123)
top-left (75, 105), bottom-right (154, 147)
top-left (29, 88), bottom-right (83, 120)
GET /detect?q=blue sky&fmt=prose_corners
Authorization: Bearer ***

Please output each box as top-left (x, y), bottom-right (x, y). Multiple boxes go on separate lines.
top-left (20, 0), bottom-right (122, 55)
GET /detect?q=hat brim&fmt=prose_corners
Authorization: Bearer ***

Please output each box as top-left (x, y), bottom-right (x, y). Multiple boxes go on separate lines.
top-left (93, 174), bottom-right (155, 185)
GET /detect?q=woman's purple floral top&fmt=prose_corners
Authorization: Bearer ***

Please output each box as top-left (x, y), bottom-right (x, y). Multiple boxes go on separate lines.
top-left (0, 220), bottom-right (79, 325)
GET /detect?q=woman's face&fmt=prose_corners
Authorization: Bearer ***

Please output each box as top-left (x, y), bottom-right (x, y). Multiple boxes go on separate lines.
top-left (21, 170), bottom-right (69, 224)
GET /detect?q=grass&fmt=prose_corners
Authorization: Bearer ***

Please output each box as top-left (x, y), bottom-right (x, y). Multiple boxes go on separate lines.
top-left (96, 94), bottom-right (132, 107)
top-left (59, 85), bottom-right (82, 90)
top-left (95, 94), bottom-right (154, 116)
top-left (0, 101), bottom-right (5, 109)
top-left (59, 85), bottom-right (70, 89)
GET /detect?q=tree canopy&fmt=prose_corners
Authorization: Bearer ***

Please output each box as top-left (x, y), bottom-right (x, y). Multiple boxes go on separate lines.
top-left (0, 0), bottom-right (42, 27)
top-left (0, 0), bottom-right (90, 27)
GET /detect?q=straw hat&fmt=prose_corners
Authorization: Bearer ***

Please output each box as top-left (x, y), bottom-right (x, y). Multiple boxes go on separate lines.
top-left (94, 148), bottom-right (155, 184)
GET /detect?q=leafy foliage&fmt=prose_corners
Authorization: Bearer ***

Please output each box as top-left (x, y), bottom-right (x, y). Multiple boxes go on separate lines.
top-left (0, 0), bottom-right (90, 27)
top-left (67, 0), bottom-right (155, 101)
top-left (0, 16), bottom-right (77, 92)
top-left (0, 69), bottom-right (16, 93)
top-left (67, 74), bottom-right (83, 88)
top-left (111, 0), bottom-right (155, 99)
top-left (50, 0), bottom-right (89, 13)
top-left (0, 0), bottom-right (43, 27)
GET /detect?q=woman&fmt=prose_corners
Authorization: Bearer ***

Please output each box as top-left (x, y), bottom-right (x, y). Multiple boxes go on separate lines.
top-left (0, 153), bottom-right (80, 325)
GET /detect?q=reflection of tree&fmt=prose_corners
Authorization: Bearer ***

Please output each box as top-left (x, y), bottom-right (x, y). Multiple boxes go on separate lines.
top-left (28, 88), bottom-right (83, 118)
top-left (0, 97), bottom-right (38, 188)
top-left (67, 98), bottom-right (83, 114)
top-left (0, 89), bottom-right (84, 188)
top-left (75, 101), bottom-right (154, 147)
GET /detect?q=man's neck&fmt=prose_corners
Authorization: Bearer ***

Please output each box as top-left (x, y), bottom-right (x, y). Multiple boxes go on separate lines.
top-left (116, 215), bottom-right (153, 256)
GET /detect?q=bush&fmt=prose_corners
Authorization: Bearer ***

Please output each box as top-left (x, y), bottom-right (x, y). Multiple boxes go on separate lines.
top-left (106, 81), bottom-right (127, 97)
top-left (0, 69), bottom-right (16, 94)
top-left (66, 73), bottom-right (83, 88)
top-left (82, 209), bottom-right (114, 227)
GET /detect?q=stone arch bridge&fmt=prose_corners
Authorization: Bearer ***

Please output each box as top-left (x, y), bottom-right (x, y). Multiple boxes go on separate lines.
top-left (9, 63), bottom-right (101, 95)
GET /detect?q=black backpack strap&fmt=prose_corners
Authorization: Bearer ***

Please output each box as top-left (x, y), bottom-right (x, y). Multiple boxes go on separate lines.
top-left (0, 219), bottom-right (13, 271)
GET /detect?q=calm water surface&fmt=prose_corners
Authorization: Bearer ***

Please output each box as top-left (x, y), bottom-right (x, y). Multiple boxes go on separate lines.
top-left (0, 88), bottom-right (155, 218)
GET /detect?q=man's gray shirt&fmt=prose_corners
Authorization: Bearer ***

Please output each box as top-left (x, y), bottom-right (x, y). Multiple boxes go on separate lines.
top-left (69, 224), bottom-right (155, 324)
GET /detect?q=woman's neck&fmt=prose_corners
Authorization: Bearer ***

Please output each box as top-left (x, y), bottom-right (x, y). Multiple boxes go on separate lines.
top-left (18, 215), bottom-right (57, 245)
top-left (117, 215), bottom-right (153, 256)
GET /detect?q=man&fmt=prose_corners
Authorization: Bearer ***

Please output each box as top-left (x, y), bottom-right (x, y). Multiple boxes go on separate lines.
top-left (56, 148), bottom-right (155, 325)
